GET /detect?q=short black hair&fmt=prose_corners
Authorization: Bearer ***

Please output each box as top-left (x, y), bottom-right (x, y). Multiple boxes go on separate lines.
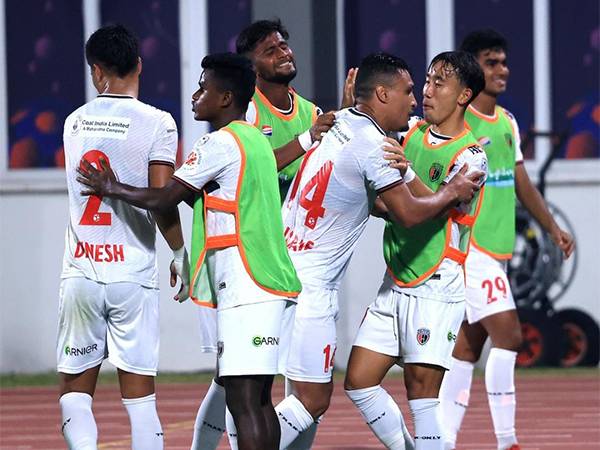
top-left (236, 18), bottom-right (289, 55)
top-left (201, 53), bottom-right (256, 109)
top-left (85, 24), bottom-right (139, 77)
top-left (460, 29), bottom-right (508, 57)
top-left (354, 52), bottom-right (411, 99)
top-left (428, 51), bottom-right (485, 105)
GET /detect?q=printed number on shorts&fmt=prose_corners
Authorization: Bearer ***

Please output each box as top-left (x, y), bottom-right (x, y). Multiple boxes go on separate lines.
top-left (79, 150), bottom-right (112, 226)
top-left (482, 276), bottom-right (507, 304)
top-left (323, 344), bottom-right (336, 373)
top-left (299, 161), bottom-right (334, 229)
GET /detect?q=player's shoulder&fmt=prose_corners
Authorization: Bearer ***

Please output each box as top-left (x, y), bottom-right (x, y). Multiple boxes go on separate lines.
top-left (498, 105), bottom-right (518, 124)
top-left (133, 99), bottom-right (176, 124)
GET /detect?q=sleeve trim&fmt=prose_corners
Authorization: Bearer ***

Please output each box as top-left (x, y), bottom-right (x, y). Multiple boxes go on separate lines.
top-left (376, 179), bottom-right (404, 194)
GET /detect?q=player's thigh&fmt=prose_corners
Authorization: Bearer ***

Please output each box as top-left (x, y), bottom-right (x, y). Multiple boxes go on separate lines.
top-left (105, 282), bottom-right (160, 376)
top-left (352, 286), bottom-right (401, 359)
top-left (286, 286), bottom-right (338, 383)
top-left (399, 293), bottom-right (465, 370)
top-left (465, 251), bottom-right (515, 325)
top-left (57, 277), bottom-right (107, 375)
top-left (217, 299), bottom-right (293, 377)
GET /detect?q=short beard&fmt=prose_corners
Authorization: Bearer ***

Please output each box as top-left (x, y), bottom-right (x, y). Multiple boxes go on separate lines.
top-left (265, 69), bottom-right (297, 85)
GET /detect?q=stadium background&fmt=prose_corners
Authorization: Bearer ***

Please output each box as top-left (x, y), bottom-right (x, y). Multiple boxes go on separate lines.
top-left (0, 0), bottom-right (598, 375)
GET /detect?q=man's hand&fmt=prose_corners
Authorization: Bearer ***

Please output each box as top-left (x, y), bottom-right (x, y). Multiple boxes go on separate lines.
top-left (340, 67), bottom-right (358, 108)
top-left (170, 246), bottom-right (190, 302)
top-left (382, 136), bottom-right (409, 175)
top-left (309, 111), bottom-right (336, 143)
top-left (77, 157), bottom-right (117, 196)
top-left (443, 165), bottom-right (484, 204)
top-left (550, 228), bottom-right (575, 259)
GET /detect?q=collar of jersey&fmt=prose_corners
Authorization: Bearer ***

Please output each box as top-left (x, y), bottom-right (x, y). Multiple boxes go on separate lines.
top-left (348, 107), bottom-right (385, 135)
top-left (97, 94), bottom-right (135, 99)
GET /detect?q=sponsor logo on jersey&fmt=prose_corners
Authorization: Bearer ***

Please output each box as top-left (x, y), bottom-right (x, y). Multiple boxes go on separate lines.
top-left (416, 328), bottom-right (430, 345)
top-left (218, 282), bottom-right (227, 291)
top-left (262, 125), bottom-right (273, 136)
top-left (447, 331), bottom-right (456, 342)
top-left (78, 115), bottom-right (131, 140)
top-left (74, 242), bottom-right (125, 262)
top-left (252, 336), bottom-right (279, 347)
top-left (71, 116), bottom-right (81, 136)
top-left (428, 163), bottom-right (443, 182)
top-left (478, 136), bottom-right (491, 147)
top-left (64, 344), bottom-right (98, 356)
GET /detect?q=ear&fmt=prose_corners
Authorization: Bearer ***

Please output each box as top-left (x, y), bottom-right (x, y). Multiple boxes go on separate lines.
top-left (136, 57), bottom-right (143, 76)
top-left (221, 90), bottom-right (234, 108)
top-left (375, 85), bottom-right (389, 104)
top-left (457, 87), bottom-right (473, 107)
top-left (91, 63), bottom-right (103, 80)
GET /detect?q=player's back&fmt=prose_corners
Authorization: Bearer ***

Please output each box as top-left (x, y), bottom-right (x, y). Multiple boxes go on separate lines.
top-left (61, 94), bottom-right (177, 288)
top-left (282, 107), bottom-right (401, 288)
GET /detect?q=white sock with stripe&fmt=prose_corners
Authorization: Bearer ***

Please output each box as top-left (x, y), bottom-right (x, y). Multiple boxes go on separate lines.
top-left (439, 357), bottom-right (474, 449)
top-left (225, 406), bottom-right (238, 450)
top-left (122, 393), bottom-right (163, 450)
top-left (276, 394), bottom-right (315, 449)
top-left (59, 392), bottom-right (97, 450)
top-left (486, 348), bottom-right (518, 450)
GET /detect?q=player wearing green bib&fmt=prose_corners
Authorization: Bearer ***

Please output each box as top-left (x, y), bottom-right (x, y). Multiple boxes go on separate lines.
top-left (439, 30), bottom-right (574, 450)
top-left (78, 53), bottom-right (298, 450)
top-left (345, 51), bottom-right (488, 450)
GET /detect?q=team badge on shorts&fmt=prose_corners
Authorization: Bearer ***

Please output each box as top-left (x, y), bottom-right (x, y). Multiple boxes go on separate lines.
top-left (416, 328), bottom-right (430, 345)
top-left (217, 341), bottom-right (224, 358)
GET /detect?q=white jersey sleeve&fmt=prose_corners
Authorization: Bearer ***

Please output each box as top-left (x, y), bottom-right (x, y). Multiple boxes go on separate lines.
top-left (502, 108), bottom-right (523, 163)
top-left (173, 132), bottom-right (236, 192)
top-left (245, 101), bottom-right (257, 126)
top-left (362, 140), bottom-right (404, 191)
top-left (149, 112), bottom-right (178, 165)
top-left (444, 143), bottom-right (489, 213)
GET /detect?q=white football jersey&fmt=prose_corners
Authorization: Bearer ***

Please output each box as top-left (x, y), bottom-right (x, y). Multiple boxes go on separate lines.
top-left (282, 107), bottom-right (403, 289)
top-left (61, 94), bottom-right (178, 288)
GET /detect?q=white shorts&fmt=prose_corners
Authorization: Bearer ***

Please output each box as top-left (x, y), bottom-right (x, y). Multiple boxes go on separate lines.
top-left (56, 277), bottom-right (160, 376)
top-left (197, 307), bottom-right (218, 353)
top-left (465, 248), bottom-right (516, 324)
top-left (217, 299), bottom-right (295, 377)
top-left (286, 285), bottom-right (339, 383)
top-left (353, 285), bottom-right (465, 370)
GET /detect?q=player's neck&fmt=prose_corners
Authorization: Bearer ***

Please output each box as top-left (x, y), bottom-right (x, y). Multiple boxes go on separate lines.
top-left (354, 103), bottom-right (388, 132)
top-left (471, 92), bottom-right (497, 116)
top-left (212, 110), bottom-right (246, 130)
top-left (257, 79), bottom-right (291, 110)
top-left (99, 76), bottom-right (139, 98)
top-left (432, 110), bottom-right (466, 137)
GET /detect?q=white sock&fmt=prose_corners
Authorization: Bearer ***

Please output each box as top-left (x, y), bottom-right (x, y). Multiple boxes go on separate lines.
top-left (122, 393), bottom-right (163, 450)
top-left (408, 398), bottom-right (443, 450)
top-left (439, 357), bottom-right (474, 449)
top-left (59, 392), bottom-right (98, 450)
top-left (346, 386), bottom-right (414, 450)
top-left (225, 406), bottom-right (238, 450)
top-left (190, 380), bottom-right (226, 450)
top-left (287, 420), bottom-right (318, 450)
top-left (276, 395), bottom-right (315, 449)
top-left (486, 348), bottom-right (518, 450)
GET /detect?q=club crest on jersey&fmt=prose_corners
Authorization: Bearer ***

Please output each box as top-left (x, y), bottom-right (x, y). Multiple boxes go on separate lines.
top-left (504, 133), bottom-right (513, 148)
top-left (185, 151), bottom-right (198, 166)
top-left (416, 328), bottom-right (430, 345)
top-left (261, 125), bottom-right (273, 136)
top-left (429, 163), bottom-right (443, 182)
top-left (478, 136), bottom-right (491, 147)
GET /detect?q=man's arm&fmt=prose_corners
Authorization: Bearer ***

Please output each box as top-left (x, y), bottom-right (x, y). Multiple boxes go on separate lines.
top-left (515, 163), bottom-right (575, 258)
top-left (378, 165), bottom-right (480, 228)
top-left (78, 158), bottom-right (191, 213)
top-left (274, 111), bottom-right (336, 170)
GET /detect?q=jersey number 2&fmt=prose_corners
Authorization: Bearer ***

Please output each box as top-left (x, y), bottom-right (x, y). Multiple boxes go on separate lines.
top-left (482, 276), bottom-right (507, 304)
top-left (79, 150), bottom-right (112, 226)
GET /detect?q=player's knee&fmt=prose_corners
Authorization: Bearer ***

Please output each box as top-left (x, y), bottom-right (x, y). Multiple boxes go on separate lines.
top-left (502, 327), bottom-right (523, 352)
top-left (299, 392), bottom-right (331, 419)
top-left (453, 346), bottom-right (481, 363)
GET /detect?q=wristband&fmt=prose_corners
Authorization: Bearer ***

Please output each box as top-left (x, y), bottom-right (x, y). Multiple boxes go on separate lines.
top-left (297, 130), bottom-right (313, 152)
top-left (172, 246), bottom-right (186, 261)
top-left (403, 166), bottom-right (416, 183)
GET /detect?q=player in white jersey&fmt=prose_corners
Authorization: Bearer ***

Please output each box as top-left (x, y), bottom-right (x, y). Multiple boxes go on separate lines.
top-left (439, 30), bottom-right (574, 450)
top-left (57, 25), bottom-right (189, 450)
top-left (345, 51), bottom-right (488, 450)
top-left (272, 52), bottom-right (484, 450)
